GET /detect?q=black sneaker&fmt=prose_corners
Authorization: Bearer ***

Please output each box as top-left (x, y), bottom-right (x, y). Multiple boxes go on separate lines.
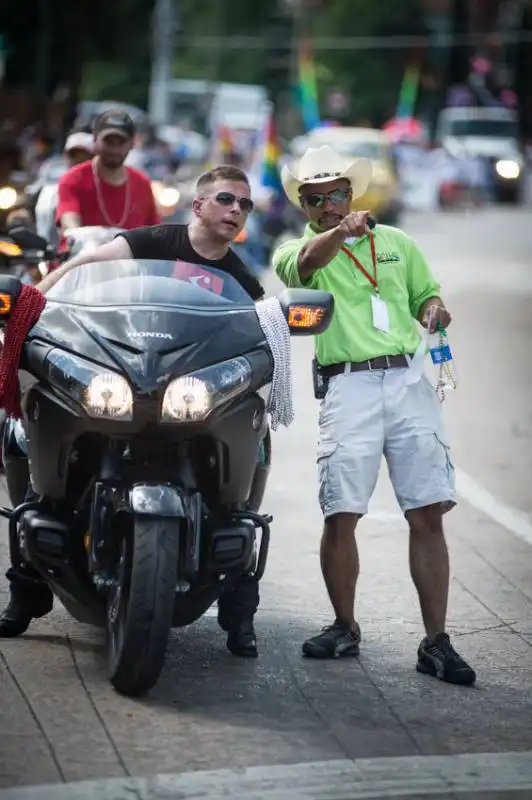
top-left (417, 632), bottom-right (476, 685)
top-left (302, 620), bottom-right (361, 659)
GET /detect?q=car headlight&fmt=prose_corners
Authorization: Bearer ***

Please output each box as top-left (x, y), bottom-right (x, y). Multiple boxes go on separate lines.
top-left (0, 186), bottom-right (17, 210)
top-left (495, 159), bottom-right (520, 180)
top-left (45, 349), bottom-right (133, 420)
top-left (161, 356), bottom-right (251, 423)
top-left (370, 164), bottom-right (391, 187)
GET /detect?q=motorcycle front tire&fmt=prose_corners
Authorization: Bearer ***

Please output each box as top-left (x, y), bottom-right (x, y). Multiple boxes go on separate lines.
top-left (106, 514), bottom-right (180, 697)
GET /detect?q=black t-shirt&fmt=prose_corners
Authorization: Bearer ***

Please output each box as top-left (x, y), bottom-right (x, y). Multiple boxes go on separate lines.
top-left (119, 224), bottom-right (264, 301)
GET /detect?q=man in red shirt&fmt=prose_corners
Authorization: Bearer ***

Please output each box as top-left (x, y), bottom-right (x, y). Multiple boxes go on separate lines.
top-left (56, 109), bottom-right (160, 233)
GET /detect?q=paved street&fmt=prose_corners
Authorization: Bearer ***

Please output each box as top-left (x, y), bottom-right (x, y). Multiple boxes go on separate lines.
top-left (1, 206), bottom-right (532, 799)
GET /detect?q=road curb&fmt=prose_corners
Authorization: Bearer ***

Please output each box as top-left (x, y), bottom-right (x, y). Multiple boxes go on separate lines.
top-left (1, 751), bottom-right (532, 799)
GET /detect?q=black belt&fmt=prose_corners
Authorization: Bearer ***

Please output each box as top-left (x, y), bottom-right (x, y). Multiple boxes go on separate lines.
top-left (321, 354), bottom-right (413, 378)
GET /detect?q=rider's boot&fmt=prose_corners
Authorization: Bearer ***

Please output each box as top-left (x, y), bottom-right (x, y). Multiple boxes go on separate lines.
top-left (0, 565), bottom-right (54, 638)
top-left (217, 574), bottom-right (259, 658)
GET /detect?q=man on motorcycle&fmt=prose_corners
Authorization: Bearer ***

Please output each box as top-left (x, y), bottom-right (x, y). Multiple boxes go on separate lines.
top-left (56, 110), bottom-right (160, 234)
top-left (0, 164), bottom-right (266, 659)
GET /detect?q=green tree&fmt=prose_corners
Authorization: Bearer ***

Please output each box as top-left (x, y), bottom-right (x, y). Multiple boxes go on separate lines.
top-left (1, 0), bottom-right (428, 130)
top-left (80, 0), bottom-right (154, 106)
top-left (309, 0), bottom-right (427, 125)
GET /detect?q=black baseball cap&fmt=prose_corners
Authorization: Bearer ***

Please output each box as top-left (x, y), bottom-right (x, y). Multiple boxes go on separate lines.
top-left (92, 109), bottom-right (135, 140)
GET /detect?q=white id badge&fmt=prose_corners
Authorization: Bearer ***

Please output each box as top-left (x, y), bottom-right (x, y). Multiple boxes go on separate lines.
top-left (371, 293), bottom-right (390, 333)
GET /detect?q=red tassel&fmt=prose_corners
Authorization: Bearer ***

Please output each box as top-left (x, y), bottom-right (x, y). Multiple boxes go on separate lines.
top-left (0, 285), bottom-right (47, 419)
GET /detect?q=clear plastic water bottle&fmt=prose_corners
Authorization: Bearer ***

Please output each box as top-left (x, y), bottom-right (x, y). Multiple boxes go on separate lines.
top-left (428, 323), bottom-right (457, 401)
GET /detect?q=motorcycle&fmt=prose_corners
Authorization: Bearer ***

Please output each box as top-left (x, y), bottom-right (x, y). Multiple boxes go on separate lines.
top-left (7, 225), bottom-right (125, 286)
top-left (0, 229), bottom-right (48, 284)
top-left (0, 235), bottom-right (26, 278)
top-left (0, 232), bottom-right (334, 696)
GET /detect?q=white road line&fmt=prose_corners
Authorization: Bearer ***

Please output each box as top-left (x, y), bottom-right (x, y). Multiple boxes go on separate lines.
top-left (1, 751), bottom-right (531, 799)
top-left (455, 467), bottom-right (532, 547)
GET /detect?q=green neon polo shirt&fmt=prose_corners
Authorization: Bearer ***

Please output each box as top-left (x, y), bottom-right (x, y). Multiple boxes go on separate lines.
top-left (273, 223), bottom-right (441, 366)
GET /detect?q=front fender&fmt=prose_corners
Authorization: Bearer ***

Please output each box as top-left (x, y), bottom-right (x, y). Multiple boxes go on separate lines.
top-left (129, 482), bottom-right (187, 518)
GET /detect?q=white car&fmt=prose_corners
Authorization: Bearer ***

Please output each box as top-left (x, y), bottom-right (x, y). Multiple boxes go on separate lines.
top-left (435, 107), bottom-right (524, 203)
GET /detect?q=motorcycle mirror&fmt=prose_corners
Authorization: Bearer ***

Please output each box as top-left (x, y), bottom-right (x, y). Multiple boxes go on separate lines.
top-left (8, 226), bottom-right (48, 253)
top-left (0, 274), bottom-right (22, 321)
top-left (277, 288), bottom-right (334, 336)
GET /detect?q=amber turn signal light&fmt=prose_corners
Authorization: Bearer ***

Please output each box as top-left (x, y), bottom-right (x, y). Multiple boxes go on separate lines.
top-left (287, 305), bottom-right (326, 329)
top-left (0, 293), bottom-right (12, 316)
top-left (0, 240), bottom-right (22, 257)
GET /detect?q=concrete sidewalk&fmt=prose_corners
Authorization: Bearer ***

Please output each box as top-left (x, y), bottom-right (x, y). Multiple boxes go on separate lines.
top-left (1, 486), bottom-right (531, 794)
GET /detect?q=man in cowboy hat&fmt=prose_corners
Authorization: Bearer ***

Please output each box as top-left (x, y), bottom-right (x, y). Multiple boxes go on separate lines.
top-left (273, 144), bottom-right (476, 686)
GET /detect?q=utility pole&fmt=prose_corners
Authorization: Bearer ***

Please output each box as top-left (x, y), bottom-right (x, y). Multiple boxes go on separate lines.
top-left (148, 0), bottom-right (179, 124)
top-left (264, 0), bottom-right (297, 136)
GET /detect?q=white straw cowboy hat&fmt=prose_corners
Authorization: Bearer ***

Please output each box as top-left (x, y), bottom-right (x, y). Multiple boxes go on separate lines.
top-left (281, 144), bottom-right (373, 206)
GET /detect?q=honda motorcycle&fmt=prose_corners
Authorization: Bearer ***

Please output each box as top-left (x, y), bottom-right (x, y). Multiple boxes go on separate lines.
top-left (0, 234), bottom-right (334, 696)
top-left (0, 234), bottom-right (26, 278)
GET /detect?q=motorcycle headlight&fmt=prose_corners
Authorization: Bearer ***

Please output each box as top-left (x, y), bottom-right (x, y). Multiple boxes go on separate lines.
top-left (45, 349), bottom-right (133, 420)
top-left (0, 186), bottom-right (17, 211)
top-left (161, 356), bottom-right (251, 423)
top-left (495, 159), bottom-right (520, 180)
top-left (152, 181), bottom-right (180, 208)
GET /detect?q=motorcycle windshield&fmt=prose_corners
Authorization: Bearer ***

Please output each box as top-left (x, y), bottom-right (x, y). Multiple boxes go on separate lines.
top-left (45, 259), bottom-right (255, 308)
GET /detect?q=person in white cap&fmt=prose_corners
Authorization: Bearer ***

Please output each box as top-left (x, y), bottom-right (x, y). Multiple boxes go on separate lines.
top-left (273, 144), bottom-right (476, 685)
top-left (64, 130), bottom-right (95, 167)
top-left (34, 130), bottom-right (95, 246)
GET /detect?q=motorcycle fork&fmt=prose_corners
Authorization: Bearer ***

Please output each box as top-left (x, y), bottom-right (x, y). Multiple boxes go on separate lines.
top-left (87, 445), bottom-right (126, 588)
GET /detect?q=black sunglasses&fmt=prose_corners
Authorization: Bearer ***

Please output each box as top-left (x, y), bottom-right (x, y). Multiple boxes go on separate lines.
top-left (213, 191), bottom-right (254, 213)
top-left (301, 188), bottom-right (351, 208)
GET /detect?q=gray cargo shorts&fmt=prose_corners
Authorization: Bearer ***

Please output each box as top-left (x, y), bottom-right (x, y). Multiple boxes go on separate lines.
top-left (317, 367), bottom-right (456, 519)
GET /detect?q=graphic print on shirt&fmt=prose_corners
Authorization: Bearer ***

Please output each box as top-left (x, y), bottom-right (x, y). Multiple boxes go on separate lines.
top-left (376, 252), bottom-right (401, 264)
top-left (173, 259), bottom-right (226, 296)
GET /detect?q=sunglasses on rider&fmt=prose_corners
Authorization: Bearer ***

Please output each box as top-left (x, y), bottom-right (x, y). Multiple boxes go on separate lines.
top-left (214, 191), bottom-right (254, 213)
top-left (301, 188), bottom-right (351, 209)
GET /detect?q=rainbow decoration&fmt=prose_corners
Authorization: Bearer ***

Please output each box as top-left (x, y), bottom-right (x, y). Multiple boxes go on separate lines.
top-left (395, 61), bottom-right (422, 120)
top-left (261, 114), bottom-right (283, 193)
top-left (298, 38), bottom-right (321, 132)
top-left (208, 125), bottom-right (234, 167)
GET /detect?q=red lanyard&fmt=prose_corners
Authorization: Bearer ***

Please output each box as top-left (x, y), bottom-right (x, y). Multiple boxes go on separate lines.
top-left (340, 232), bottom-right (378, 293)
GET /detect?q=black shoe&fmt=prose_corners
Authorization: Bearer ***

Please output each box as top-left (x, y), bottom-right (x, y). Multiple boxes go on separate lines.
top-left (417, 632), bottom-right (476, 685)
top-left (302, 620), bottom-right (361, 659)
top-left (226, 618), bottom-right (258, 658)
top-left (0, 584), bottom-right (54, 638)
